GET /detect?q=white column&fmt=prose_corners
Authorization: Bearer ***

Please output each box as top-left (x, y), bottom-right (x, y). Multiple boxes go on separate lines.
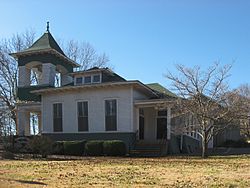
top-left (167, 107), bottom-right (171, 140)
top-left (17, 110), bottom-right (30, 136)
top-left (41, 63), bottom-right (56, 86)
top-left (37, 112), bottom-right (42, 135)
top-left (135, 107), bottom-right (139, 133)
top-left (18, 66), bottom-right (30, 87)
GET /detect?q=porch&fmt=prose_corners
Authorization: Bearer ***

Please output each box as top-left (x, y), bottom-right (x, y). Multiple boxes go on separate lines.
top-left (132, 99), bottom-right (174, 156)
top-left (16, 102), bottom-right (42, 136)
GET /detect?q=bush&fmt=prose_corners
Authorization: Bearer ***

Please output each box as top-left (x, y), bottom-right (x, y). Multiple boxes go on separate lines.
top-left (85, 140), bottom-right (104, 156)
top-left (52, 141), bottom-right (64, 155)
top-left (1, 151), bottom-right (15, 159)
top-left (28, 136), bottom-right (53, 158)
top-left (63, 140), bottom-right (86, 156)
top-left (222, 139), bottom-right (250, 148)
top-left (103, 140), bottom-right (126, 156)
top-left (14, 137), bottom-right (31, 153)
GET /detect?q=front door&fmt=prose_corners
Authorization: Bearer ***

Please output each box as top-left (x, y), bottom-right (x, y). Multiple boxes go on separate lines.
top-left (157, 110), bottom-right (167, 139)
top-left (139, 109), bottom-right (144, 140)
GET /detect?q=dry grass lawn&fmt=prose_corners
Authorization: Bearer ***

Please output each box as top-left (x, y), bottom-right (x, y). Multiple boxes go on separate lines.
top-left (0, 155), bottom-right (249, 187)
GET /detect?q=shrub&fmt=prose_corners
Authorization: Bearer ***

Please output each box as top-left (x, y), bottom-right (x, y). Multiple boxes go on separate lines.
top-left (28, 136), bottom-right (53, 158)
top-left (103, 140), bottom-right (126, 156)
top-left (1, 151), bottom-right (15, 159)
top-left (85, 140), bottom-right (104, 156)
top-left (3, 143), bottom-right (15, 153)
top-left (14, 137), bottom-right (31, 153)
top-left (222, 139), bottom-right (250, 148)
top-left (52, 141), bottom-right (64, 155)
top-left (63, 140), bottom-right (86, 156)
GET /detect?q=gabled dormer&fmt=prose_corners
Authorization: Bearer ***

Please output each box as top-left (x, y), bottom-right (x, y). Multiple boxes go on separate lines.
top-left (10, 23), bottom-right (80, 101)
top-left (71, 67), bottom-right (126, 86)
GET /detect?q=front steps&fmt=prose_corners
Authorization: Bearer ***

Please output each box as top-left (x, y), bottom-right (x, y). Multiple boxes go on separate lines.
top-left (130, 141), bottom-right (168, 157)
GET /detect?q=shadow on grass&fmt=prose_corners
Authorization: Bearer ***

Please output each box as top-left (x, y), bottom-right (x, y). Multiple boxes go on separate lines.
top-left (14, 179), bottom-right (47, 186)
top-left (0, 178), bottom-right (47, 187)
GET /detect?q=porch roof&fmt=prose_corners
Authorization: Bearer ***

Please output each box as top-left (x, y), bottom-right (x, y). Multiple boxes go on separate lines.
top-left (134, 98), bottom-right (176, 108)
top-left (16, 101), bottom-right (41, 112)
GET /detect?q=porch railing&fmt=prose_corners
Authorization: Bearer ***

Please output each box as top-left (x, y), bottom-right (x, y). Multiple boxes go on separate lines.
top-left (130, 129), bottom-right (139, 150)
top-left (159, 133), bottom-right (168, 155)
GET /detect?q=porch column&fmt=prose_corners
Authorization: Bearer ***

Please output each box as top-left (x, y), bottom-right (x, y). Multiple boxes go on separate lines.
top-left (17, 110), bottom-right (30, 136)
top-left (18, 66), bottom-right (31, 87)
top-left (167, 107), bottom-right (171, 140)
top-left (135, 107), bottom-right (139, 132)
top-left (37, 112), bottom-right (42, 135)
top-left (41, 63), bottom-right (56, 86)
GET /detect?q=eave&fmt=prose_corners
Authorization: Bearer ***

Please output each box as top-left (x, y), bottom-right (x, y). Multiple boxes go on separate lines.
top-left (10, 49), bottom-right (80, 68)
top-left (30, 81), bottom-right (159, 98)
top-left (134, 98), bottom-right (176, 108)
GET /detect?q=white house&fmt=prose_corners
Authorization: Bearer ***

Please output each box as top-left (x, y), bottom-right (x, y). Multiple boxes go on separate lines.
top-left (11, 26), bottom-right (205, 154)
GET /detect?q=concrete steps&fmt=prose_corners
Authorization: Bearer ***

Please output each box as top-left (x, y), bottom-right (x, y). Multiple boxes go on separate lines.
top-left (129, 142), bottom-right (163, 157)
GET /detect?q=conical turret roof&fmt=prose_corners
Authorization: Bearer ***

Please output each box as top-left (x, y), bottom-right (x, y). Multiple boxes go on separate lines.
top-left (22, 31), bottom-right (65, 55)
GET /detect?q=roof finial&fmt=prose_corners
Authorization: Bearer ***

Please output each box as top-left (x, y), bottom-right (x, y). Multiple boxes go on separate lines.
top-left (46, 21), bottom-right (50, 32)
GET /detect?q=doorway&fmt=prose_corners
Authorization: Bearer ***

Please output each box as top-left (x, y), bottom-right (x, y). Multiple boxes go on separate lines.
top-left (139, 108), bottom-right (144, 140)
top-left (156, 110), bottom-right (167, 139)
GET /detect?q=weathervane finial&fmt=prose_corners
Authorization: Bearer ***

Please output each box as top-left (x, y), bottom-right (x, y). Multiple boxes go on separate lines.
top-left (46, 21), bottom-right (50, 32)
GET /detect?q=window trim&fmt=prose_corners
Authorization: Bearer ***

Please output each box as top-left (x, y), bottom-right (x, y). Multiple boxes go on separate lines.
top-left (84, 76), bottom-right (92, 84)
top-left (156, 110), bottom-right (168, 140)
top-left (75, 77), bottom-right (83, 85)
top-left (104, 98), bottom-right (118, 131)
top-left (92, 74), bottom-right (101, 83)
top-left (53, 102), bottom-right (63, 132)
top-left (75, 73), bottom-right (102, 85)
top-left (76, 100), bottom-right (89, 132)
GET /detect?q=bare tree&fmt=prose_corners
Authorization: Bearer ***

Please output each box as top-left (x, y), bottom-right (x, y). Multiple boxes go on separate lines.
top-left (0, 30), bottom-right (36, 129)
top-left (0, 30), bottom-right (110, 135)
top-left (235, 84), bottom-right (250, 139)
top-left (62, 39), bottom-right (110, 71)
top-left (165, 63), bottom-right (243, 158)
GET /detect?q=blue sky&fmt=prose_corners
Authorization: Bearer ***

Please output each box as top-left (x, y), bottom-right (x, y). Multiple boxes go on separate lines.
top-left (1, 0), bottom-right (250, 89)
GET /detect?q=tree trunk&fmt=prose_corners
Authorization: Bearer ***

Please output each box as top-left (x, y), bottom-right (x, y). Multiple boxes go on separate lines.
top-left (201, 133), bottom-right (208, 158)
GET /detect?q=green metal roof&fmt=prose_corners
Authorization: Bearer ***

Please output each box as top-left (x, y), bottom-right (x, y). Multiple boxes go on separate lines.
top-left (146, 83), bottom-right (177, 98)
top-left (22, 31), bottom-right (65, 55)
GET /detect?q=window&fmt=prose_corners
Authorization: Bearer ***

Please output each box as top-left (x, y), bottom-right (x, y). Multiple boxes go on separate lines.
top-left (77, 101), bottom-right (88, 131)
top-left (53, 103), bottom-right (62, 132)
top-left (92, 74), bottom-right (101, 83)
top-left (157, 110), bottom-right (167, 139)
top-left (76, 77), bottom-right (83, 85)
top-left (84, 76), bottom-right (91, 84)
top-left (158, 110), bottom-right (167, 116)
top-left (105, 99), bottom-right (117, 131)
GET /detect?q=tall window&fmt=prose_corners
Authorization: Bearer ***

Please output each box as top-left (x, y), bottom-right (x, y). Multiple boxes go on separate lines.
top-left (53, 103), bottom-right (62, 132)
top-left (77, 101), bottom-right (88, 131)
top-left (105, 99), bottom-right (117, 131)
